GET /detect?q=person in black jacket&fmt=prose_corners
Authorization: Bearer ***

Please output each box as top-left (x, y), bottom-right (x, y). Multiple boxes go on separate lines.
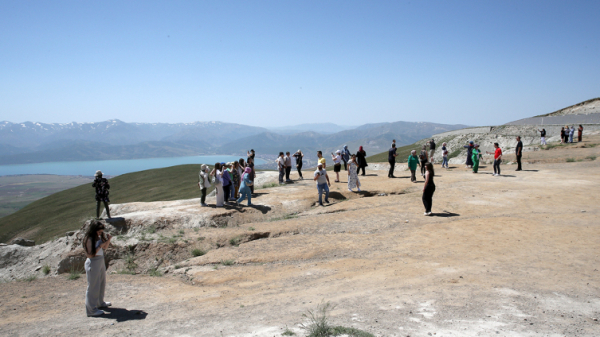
top-left (356, 146), bottom-right (368, 176)
top-left (93, 171), bottom-right (111, 219)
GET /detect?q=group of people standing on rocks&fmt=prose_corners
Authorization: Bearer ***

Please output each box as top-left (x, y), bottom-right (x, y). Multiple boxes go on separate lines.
top-left (197, 150), bottom-right (257, 207)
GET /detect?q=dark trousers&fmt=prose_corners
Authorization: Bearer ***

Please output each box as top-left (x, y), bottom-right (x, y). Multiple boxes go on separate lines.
top-left (96, 200), bottom-right (110, 219)
top-left (357, 166), bottom-right (366, 175)
top-left (285, 167), bottom-right (291, 181)
top-left (343, 160), bottom-right (347, 171)
top-left (388, 160), bottom-right (395, 177)
top-left (223, 184), bottom-right (231, 201)
top-left (410, 170), bottom-right (416, 182)
top-left (297, 164), bottom-right (303, 178)
top-left (420, 161), bottom-right (427, 176)
top-left (516, 154), bottom-right (522, 170)
top-left (493, 159), bottom-right (501, 175)
top-left (279, 168), bottom-right (285, 183)
top-left (200, 187), bottom-right (207, 204)
top-left (422, 184), bottom-right (436, 213)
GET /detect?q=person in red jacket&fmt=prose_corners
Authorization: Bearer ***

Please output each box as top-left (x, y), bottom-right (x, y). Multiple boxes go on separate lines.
top-left (486, 143), bottom-right (503, 176)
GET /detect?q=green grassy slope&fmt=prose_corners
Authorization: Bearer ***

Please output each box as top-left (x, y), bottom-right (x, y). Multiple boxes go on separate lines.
top-left (365, 142), bottom-right (423, 163)
top-left (0, 164), bottom-right (213, 244)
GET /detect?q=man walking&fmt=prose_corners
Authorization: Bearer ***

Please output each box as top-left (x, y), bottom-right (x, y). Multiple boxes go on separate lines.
top-left (486, 143), bottom-right (502, 176)
top-left (388, 143), bottom-right (398, 178)
top-left (313, 163), bottom-right (331, 206)
top-left (285, 151), bottom-right (293, 182)
top-left (429, 139), bottom-right (436, 164)
top-left (515, 136), bottom-right (523, 171)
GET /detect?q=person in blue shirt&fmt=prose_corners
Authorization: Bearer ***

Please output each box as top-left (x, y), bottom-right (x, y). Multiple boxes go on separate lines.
top-left (236, 167), bottom-right (254, 206)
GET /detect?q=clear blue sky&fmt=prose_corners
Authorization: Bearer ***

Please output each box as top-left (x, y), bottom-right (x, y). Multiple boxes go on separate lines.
top-left (1, 1), bottom-right (598, 127)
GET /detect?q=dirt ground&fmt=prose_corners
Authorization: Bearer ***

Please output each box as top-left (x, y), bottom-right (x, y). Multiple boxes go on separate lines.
top-left (1, 137), bottom-right (600, 337)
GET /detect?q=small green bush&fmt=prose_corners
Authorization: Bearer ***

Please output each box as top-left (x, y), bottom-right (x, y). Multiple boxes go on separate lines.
top-left (116, 270), bottom-right (136, 275)
top-left (125, 253), bottom-right (137, 271)
top-left (23, 275), bottom-right (37, 282)
top-left (221, 259), bottom-right (235, 266)
top-left (586, 155), bottom-right (597, 161)
top-left (192, 248), bottom-right (206, 257)
top-left (566, 158), bottom-right (576, 162)
top-left (282, 327), bottom-right (296, 336)
top-left (148, 268), bottom-right (163, 277)
top-left (42, 265), bottom-right (51, 275)
top-left (229, 236), bottom-right (241, 246)
top-left (67, 269), bottom-right (81, 280)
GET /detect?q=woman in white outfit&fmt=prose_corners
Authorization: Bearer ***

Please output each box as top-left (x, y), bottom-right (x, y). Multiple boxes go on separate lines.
top-left (347, 154), bottom-right (361, 192)
top-left (84, 221), bottom-right (112, 317)
top-left (211, 162), bottom-right (224, 207)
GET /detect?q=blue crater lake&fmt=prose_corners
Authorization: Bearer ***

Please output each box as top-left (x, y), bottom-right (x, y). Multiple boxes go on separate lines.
top-left (0, 156), bottom-right (266, 177)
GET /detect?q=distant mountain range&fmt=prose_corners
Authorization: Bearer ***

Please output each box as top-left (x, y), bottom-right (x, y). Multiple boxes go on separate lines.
top-left (0, 120), bottom-right (468, 166)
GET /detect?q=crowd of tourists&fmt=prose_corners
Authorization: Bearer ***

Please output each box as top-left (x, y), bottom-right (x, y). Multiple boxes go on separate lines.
top-left (85, 127), bottom-right (589, 316)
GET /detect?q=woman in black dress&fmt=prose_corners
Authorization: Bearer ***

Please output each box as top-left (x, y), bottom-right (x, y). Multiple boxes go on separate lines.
top-left (356, 146), bottom-right (368, 176)
top-left (463, 141), bottom-right (474, 168)
top-left (422, 162), bottom-right (436, 216)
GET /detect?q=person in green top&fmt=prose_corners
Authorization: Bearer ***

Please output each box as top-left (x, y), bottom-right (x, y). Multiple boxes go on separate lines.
top-left (407, 150), bottom-right (420, 183)
top-left (472, 144), bottom-right (481, 173)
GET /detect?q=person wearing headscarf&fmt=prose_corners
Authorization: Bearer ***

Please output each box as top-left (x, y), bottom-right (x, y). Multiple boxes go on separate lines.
top-left (463, 141), bottom-right (474, 168)
top-left (569, 126), bottom-right (575, 143)
top-left (237, 167), bottom-right (254, 206)
top-left (92, 171), bottom-right (111, 219)
top-left (472, 144), bottom-right (481, 173)
top-left (221, 162), bottom-right (232, 202)
top-left (342, 145), bottom-right (350, 170)
top-left (347, 154), bottom-right (361, 192)
top-left (407, 150), bottom-right (420, 182)
top-left (578, 125), bottom-right (583, 142)
top-left (356, 146), bottom-right (367, 176)
top-left (293, 150), bottom-right (304, 179)
top-left (198, 164), bottom-right (212, 207)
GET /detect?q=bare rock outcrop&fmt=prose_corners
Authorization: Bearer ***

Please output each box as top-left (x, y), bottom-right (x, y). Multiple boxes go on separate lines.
top-left (11, 237), bottom-right (35, 246)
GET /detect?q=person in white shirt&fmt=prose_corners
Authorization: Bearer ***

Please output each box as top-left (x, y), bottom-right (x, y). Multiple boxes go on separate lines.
top-left (210, 163), bottom-right (224, 207)
top-left (198, 164), bottom-right (212, 207)
top-left (331, 150), bottom-right (342, 182)
top-left (313, 163), bottom-right (331, 206)
top-left (276, 152), bottom-right (285, 184)
top-left (83, 221), bottom-right (112, 317)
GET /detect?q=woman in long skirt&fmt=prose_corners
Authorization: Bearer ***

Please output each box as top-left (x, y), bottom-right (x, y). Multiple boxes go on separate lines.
top-left (211, 162), bottom-right (224, 207)
top-left (84, 221), bottom-right (112, 317)
top-left (347, 154), bottom-right (361, 192)
top-left (422, 162), bottom-right (436, 216)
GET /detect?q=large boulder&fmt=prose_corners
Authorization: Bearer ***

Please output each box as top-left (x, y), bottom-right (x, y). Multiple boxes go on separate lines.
top-left (11, 237), bottom-right (35, 246)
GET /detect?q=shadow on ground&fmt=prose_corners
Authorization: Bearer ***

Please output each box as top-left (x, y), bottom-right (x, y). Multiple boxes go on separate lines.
top-left (431, 211), bottom-right (460, 218)
top-left (99, 308), bottom-right (148, 322)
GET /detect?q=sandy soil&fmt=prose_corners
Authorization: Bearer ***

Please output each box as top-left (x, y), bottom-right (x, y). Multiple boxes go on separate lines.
top-left (1, 138), bottom-right (600, 337)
